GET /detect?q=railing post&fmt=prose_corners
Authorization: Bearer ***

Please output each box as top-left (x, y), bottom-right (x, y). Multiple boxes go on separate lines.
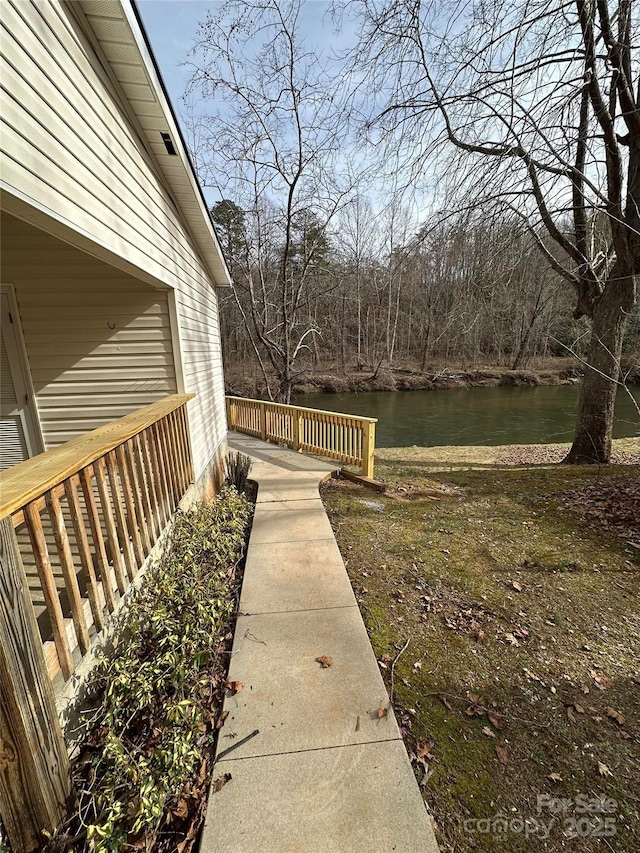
top-left (226, 396), bottom-right (232, 430)
top-left (0, 516), bottom-right (72, 852)
top-left (362, 421), bottom-right (375, 479)
top-left (292, 411), bottom-right (302, 451)
top-left (259, 401), bottom-right (267, 441)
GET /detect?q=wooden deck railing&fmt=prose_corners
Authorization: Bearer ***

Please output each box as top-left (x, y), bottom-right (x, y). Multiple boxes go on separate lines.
top-left (0, 394), bottom-right (194, 685)
top-left (226, 395), bottom-right (377, 478)
top-left (0, 395), bottom-right (195, 850)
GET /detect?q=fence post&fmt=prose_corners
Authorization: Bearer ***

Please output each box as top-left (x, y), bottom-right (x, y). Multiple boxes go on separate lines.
top-left (259, 402), bottom-right (267, 441)
top-left (362, 421), bottom-right (376, 479)
top-left (225, 397), bottom-right (232, 430)
top-left (0, 516), bottom-right (72, 852)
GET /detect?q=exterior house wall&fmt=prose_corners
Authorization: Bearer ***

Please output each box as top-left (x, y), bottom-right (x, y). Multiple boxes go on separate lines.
top-left (1, 0), bottom-right (230, 482)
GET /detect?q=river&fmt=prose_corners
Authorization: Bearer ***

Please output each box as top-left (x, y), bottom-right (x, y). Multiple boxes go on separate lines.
top-left (293, 384), bottom-right (640, 448)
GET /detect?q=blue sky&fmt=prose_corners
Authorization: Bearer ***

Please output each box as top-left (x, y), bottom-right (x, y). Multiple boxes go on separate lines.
top-left (136, 1), bottom-right (355, 205)
top-left (137, 1), bottom-right (347, 115)
top-left (137, 1), bottom-right (211, 110)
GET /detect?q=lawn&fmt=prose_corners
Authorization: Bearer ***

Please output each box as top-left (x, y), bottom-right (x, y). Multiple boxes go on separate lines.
top-left (321, 447), bottom-right (639, 852)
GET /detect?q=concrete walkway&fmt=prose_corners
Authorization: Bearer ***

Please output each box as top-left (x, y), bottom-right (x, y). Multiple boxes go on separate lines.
top-left (201, 432), bottom-right (439, 853)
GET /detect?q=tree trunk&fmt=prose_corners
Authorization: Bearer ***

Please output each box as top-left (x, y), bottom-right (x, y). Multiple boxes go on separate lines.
top-left (511, 310), bottom-right (537, 370)
top-left (564, 274), bottom-right (635, 464)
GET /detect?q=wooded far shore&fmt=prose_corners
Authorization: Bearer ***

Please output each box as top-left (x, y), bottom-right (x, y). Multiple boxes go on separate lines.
top-left (225, 358), bottom-right (640, 399)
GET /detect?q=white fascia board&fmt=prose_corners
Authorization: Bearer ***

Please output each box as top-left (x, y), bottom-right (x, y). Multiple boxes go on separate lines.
top-left (84, 0), bottom-right (232, 288)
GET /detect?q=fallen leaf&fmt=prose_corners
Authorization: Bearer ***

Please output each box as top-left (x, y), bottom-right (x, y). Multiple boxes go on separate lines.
top-left (439, 694), bottom-right (453, 711)
top-left (567, 706), bottom-right (577, 723)
top-left (488, 712), bottom-right (504, 730)
top-left (504, 632), bottom-right (520, 647)
top-left (606, 707), bottom-right (626, 726)
top-left (590, 669), bottom-right (613, 690)
top-left (547, 772), bottom-right (563, 782)
top-left (170, 798), bottom-right (189, 820)
top-left (495, 744), bottom-right (509, 765)
top-left (210, 773), bottom-right (232, 794)
top-left (316, 655), bottom-right (333, 668)
top-left (511, 581), bottom-right (523, 592)
top-left (573, 703), bottom-right (585, 714)
top-left (475, 630), bottom-right (486, 643)
top-left (376, 707), bottom-right (388, 719)
top-left (216, 710), bottom-right (229, 730)
top-left (226, 681), bottom-right (244, 695)
top-left (597, 761), bottom-right (613, 778)
top-left (416, 741), bottom-right (435, 762)
top-left (413, 661), bottom-right (422, 671)
top-left (482, 726), bottom-right (496, 738)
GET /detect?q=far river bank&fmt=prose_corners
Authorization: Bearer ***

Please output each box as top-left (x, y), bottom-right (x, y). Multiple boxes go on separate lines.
top-left (226, 358), bottom-right (640, 398)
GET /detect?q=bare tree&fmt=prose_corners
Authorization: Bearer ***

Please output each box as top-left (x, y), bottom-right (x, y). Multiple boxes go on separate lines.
top-left (187, 0), bottom-right (354, 402)
top-left (348, 0), bottom-right (639, 461)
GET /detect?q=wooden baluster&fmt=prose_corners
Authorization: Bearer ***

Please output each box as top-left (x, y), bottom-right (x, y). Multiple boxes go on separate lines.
top-left (158, 416), bottom-right (178, 508)
top-left (140, 428), bottom-right (164, 539)
top-left (166, 412), bottom-right (184, 498)
top-left (93, 457), bottom-right (127, 595)
top-left (79, 466), bottom-right (115, 613)
top-left (168, 411), bottom-right (186, 496)
top-left (45, 489), bottom-right (90, 655)
top-left (115, 444), bottom-right (145, 567)
top-left (259, 401), bottom-right (267, 441)
top-left (179, 405), bottom-right (194, 484)
top-left (148, 423), bottom-right (170, 527)
top-left (64, 476), bottom-right (103, 631)
top-left (23, 502), bottom-right (74, 680)
top-left (131, 433), bottom-right (156, 548)
top-left (125, 440), bottom-right (151, 556)
top-left (104, 451), bottom-right (136, 582)
top-left (156, 416), bottom-right (174, 504)
top-left (292, 410), bottom-right (300, 451)
top-left (136, 432), bottom-right (161, 541)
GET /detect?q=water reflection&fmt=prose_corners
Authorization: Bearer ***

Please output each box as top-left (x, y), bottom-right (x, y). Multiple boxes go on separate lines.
top-left (294, 385), bottom-right (640, 448)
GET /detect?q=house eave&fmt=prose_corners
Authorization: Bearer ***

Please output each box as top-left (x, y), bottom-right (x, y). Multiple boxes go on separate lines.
top-left (77, 0), bottom-right (231, 288)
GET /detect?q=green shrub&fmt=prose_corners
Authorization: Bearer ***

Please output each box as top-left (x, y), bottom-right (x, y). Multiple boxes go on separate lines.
top-left (75, 487), bottom-right (251, 852)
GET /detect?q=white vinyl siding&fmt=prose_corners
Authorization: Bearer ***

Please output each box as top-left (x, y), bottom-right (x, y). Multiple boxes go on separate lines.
top-left (0, 0), bottom-right (212, 293)
top-left (176, 287), bottom-right (227, 479)
top-left (2, 215), bottom-right (178, 449)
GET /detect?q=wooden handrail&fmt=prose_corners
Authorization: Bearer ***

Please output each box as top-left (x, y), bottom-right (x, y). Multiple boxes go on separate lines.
top-left (226, 395), bottom-right (377, 478)
top-left (0, 394), bottom-right (194, 519)
top-left (225, 396), bottom-right (377, 423)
